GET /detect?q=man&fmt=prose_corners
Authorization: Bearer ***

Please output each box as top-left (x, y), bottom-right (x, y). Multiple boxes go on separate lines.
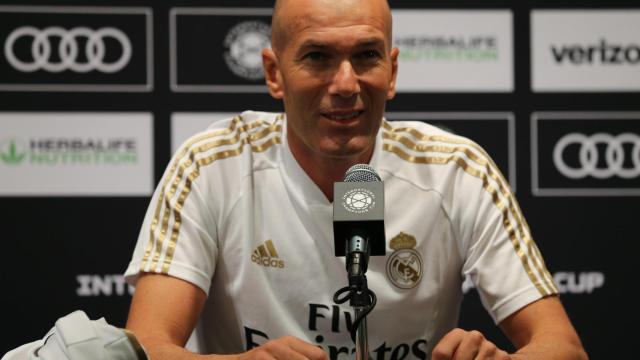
top-left (124, 0), bottom-right (588, 359)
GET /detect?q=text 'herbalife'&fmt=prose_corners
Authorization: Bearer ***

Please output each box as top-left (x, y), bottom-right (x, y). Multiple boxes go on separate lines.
top-left (1, 138), bottom-right (138, 166)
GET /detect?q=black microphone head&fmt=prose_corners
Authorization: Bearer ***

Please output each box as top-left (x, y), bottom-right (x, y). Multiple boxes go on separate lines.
top-left (334, 163), bottom-right (385, 257)
top-left (343, 164), bottom-right (381, 182)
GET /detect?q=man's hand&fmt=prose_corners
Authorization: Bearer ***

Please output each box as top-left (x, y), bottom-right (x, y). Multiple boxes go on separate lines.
top-left (238, 336), bottom-right (329, 360)
top-left (431, 297), bottom-right (588, 360)
top-left (431, 328), bottom-right (510, 360)
top-left (128, 274), bottom-right (329, 360)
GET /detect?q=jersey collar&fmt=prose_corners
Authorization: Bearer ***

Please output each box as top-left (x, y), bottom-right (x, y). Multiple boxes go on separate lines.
top-left (280, 115), bottom-right (384, 206)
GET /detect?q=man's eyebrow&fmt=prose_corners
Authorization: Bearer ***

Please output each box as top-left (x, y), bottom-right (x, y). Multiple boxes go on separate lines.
top-left (298, 38), bottom-right (386, 50)
top-left (299, 41), bottom-right (330, 50)
top-left (356, 39), bottom-right (386, 48)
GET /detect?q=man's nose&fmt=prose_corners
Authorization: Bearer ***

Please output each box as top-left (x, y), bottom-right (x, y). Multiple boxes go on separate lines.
top-left (329, 60), bottom-right (360, 97)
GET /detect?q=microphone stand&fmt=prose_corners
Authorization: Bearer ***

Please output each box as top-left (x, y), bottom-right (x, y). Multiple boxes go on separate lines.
top-left (354, 308), bottom-right (368, 360)
top-left (334, 235), bottom-right (376, 360)
top-left (332, 166), bottom-right (384, 360)
top-left (350, 268), bottom-right (370, 360)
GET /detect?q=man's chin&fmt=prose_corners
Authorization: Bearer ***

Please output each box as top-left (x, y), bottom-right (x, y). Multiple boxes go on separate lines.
top-left (315, 140), bottom-right (374, 161)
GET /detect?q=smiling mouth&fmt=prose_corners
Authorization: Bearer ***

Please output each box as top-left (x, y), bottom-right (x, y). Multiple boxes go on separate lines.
top-left (321, 110), bottom-right (364, 121)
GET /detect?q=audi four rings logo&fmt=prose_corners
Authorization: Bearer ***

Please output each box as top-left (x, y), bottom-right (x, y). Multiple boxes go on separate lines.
top-left (4, 26), bottom-right (132, 73)
top-left (553, 133), bottom-right (640, 179)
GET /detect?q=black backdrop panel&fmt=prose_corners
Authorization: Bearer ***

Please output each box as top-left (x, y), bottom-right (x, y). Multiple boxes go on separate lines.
top-left (533, 112), bottom-right (640, 194)
top-left (172, 8), bottom-right (272, 89)
top-left (0, 6), bottom-right (151, 91)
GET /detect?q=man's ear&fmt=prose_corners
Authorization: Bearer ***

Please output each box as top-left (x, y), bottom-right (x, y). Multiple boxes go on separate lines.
top-left (262, 48), bottom-right (284, 99)
top-left (386, 47), bottom-right (399, 100)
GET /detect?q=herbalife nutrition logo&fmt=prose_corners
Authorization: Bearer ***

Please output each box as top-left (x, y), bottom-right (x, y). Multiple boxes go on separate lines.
top-left (0, 137), bottom-right (138, 166)
top-left (0, 139), bottom-right (27, 165)
top-left (395, 35), bottom-right (498, 62)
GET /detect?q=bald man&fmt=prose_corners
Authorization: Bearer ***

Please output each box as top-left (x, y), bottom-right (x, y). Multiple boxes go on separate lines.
top-left (124, 1), bottom-right (588, 359)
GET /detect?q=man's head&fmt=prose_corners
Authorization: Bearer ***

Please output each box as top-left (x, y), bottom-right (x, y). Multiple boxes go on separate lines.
top-left (263, 0), bottom-right (398, 165)
top-left (270, 0), bottom-right (393, 54)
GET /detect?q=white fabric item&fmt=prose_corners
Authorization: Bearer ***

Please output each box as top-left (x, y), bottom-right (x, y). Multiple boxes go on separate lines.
top-left (2, 311), bottom-right (147, 360)
top-left (124, 111), bottom-right (557, 359)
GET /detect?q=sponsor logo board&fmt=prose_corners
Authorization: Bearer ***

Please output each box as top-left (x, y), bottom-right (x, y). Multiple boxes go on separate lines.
top-left (0, 6), bottom-right (152, 92)
top-left (171, 112), bottom-right (238, 154)
top-left (554, 271), bottom-right (605, 294)
top-left (76, 274), bottom-right (135, 297)
top-left (392, 10), bottom-right (513, 92)
top-left (0, 112), bottom-right (153, 196)
top-left (531, 10), bottom-right (640, 92)
top-left (385, 112), bottom-right (516, 191)
top-left (531, 112), bottom-right (640, 196)
top-left (170, 8), bottom-right (271, 93)
top-left (463, 271), bottom-right (605, 295)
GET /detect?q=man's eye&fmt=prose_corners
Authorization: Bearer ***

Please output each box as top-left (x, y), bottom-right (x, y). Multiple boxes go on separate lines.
top-left (304, 52), bottom-right (328, 61)
top-left (356, 50), bottom-right (381, 60)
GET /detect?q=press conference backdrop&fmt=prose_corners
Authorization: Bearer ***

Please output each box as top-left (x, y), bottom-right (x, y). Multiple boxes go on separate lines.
top-left (0, 0), bottom-right (636, 358)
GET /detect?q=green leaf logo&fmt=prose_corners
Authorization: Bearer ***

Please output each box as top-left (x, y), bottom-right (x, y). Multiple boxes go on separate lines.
top-left (0, 139), bottom-right (26, 165)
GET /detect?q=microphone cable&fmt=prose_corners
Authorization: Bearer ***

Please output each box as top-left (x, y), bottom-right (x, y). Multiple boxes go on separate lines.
top-left (332, 282), bottom-right (377, 344)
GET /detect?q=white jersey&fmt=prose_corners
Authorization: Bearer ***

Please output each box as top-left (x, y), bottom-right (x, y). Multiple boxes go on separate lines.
top-left (124, 111), bottom-right (557, 360)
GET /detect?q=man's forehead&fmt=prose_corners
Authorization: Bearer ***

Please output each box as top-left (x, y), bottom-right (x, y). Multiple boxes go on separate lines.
top-left (291, 15), bottom-right (387, 34)
top-left (296, 33), bottom-right (387, 51)
top-left (299, 37), bottom-right (386, 48)
top-left (272, 0), bottom-right (392, 50)
top-left (283, 0), bottom-right (389, 29)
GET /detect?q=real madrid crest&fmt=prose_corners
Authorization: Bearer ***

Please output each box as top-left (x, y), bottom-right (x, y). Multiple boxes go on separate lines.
top-left (386, 232), bottom-right (423, 289)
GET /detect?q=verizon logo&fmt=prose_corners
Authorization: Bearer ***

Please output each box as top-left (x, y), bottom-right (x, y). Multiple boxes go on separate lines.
top-left (551, 39), bottom-right (640, 65)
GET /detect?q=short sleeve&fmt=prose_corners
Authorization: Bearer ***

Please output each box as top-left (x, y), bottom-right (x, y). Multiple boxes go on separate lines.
top-left (459, 149), bottom-right (558, 324)
top-left (124, 138), bottom-right (219, 295)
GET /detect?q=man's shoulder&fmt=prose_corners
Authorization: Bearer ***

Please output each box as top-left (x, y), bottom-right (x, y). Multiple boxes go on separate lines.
top-left (379, 118), bottom-right (500, 192)
top-left (380, 118), bottom-right (487, 165)
top-left (170, 110), bottom-right (284, 177)
top-left (201, 110), bottom-right (283, 135)
top-left (175, 110), bottom-right (283, 156)
top-left (381, 118), bottom-right (468, 141)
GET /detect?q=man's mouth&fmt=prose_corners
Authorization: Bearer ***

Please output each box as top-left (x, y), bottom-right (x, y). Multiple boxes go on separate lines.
top-left (321, 110), bottom-right (364, 121)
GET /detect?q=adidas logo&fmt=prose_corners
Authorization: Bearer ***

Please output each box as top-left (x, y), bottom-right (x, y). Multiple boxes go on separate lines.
top-left (251, 240), bottom-right (285, 268)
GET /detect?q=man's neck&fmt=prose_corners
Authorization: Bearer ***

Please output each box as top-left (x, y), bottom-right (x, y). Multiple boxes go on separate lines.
top-left (288, 138), bottom-right (374, 203)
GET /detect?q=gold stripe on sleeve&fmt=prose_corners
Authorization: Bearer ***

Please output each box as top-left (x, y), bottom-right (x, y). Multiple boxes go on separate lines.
top-left (148, 122), bottom-right (283, 271)
top-left (382, 121), bottom-right (557, 295)
top-left (383, 131), bottom-right (489, 166)
top-left (140, 114), bottom-right (282, 271)
top-left (382, 141), bottom-right (551, 296)
top-left (141, 115), bottom-right (242, 270)
top-left (383, 129), bottom-right (555, 294)
top-left (531, 240), bottom-right (558, 292)
top-left (150, 122), bottom-right (282, 272)
top-left (160, 135), bottom-right (282, 274)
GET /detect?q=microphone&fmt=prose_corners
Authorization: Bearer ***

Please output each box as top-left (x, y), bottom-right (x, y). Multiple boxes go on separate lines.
top-left (332, 164), bottom-right (384, 348)
top-left (333, 164), bottom-right (386, 276)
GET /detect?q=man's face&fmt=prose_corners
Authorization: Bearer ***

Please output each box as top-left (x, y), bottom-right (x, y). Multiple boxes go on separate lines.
top-left (264, 0), bottom-right (398, 161)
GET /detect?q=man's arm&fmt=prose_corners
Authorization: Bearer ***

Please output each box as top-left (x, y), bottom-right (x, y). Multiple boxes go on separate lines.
top-left (126, 273), bottom-right (209, 360)
top-left (126, 273), bottom-right (329, 360)
top-left (501, 296), bottom-right (588, 360)
top-left (431, 296), bottom-right (588, 360)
